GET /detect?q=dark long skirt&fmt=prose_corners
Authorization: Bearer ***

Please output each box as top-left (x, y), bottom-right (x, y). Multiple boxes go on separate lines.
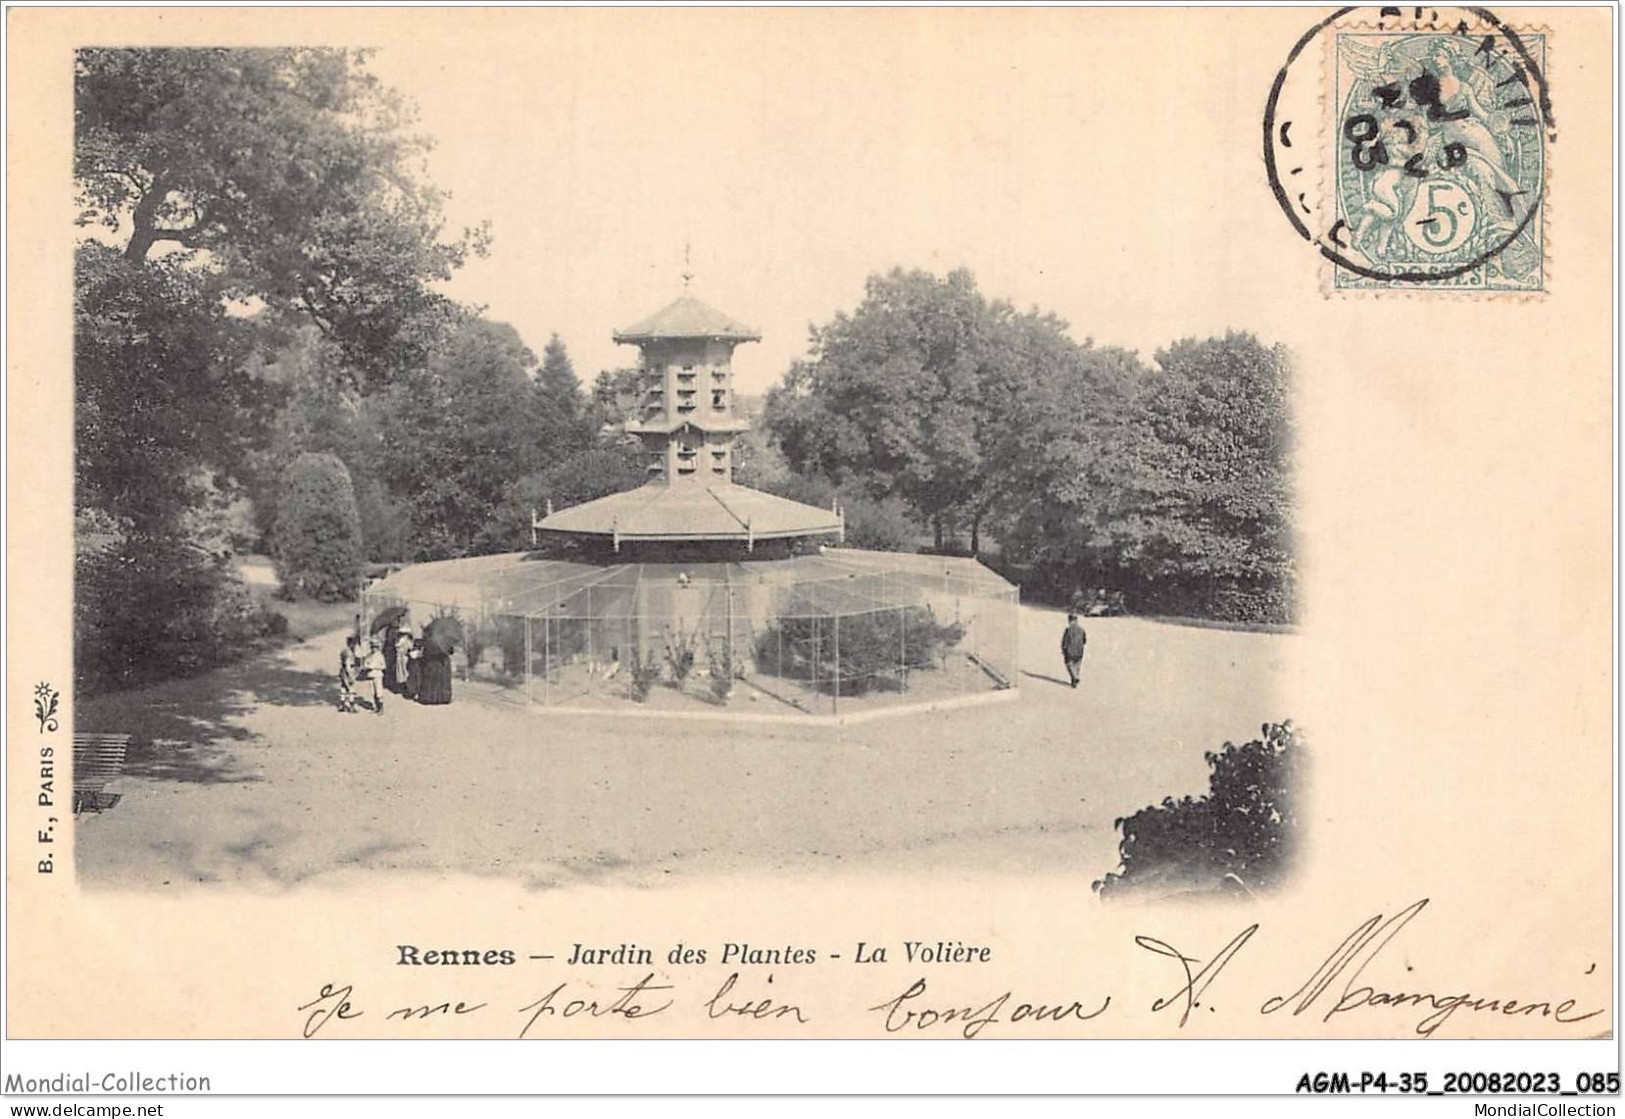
top-left (417, 652), bottom-right (453, 705)
top-left (381, 627), bottom-right (400, 692)
top-left (403, 657), bottom-right (421, 701)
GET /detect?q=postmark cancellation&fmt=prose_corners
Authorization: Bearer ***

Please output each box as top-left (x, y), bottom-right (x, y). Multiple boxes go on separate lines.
top-left (1264, 8), bottom-right (1552, 295)
top-left (1330, 24), bottom-right (1547, 292)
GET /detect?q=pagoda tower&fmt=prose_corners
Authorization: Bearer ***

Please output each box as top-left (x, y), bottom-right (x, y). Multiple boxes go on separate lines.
top-left (533, 293), bottom-right (843, 553)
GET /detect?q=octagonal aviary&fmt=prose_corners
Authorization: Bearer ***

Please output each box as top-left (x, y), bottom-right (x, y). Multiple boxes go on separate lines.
top-left (361, 290), bottom-right (1020, 720)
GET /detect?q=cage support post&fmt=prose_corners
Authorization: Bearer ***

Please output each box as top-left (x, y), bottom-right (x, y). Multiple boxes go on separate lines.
top-left (832, 614), bottom-right (840, 717)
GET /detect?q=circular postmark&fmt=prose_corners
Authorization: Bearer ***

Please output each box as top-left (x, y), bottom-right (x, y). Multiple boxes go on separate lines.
top-left (1263, 6), bottom-right (1553, 291)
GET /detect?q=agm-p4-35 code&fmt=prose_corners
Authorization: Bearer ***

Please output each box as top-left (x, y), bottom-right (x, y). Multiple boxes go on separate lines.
top-left (1295, 1071), bottom-right (1621, 1094)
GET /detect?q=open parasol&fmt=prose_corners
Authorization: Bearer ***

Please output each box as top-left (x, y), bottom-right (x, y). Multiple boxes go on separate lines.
top-left (423, 615), bottom-right (464, 654)
top-left (370, 605), bottom-right (409, 633)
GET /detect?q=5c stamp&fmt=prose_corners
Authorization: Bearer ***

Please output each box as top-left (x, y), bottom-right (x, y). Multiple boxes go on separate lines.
top-left (1264, 7), bottom-right (1553, 294)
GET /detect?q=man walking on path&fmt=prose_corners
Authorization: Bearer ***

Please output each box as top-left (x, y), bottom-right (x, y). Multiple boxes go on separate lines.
top-left (1061, 612), bottom-right (1088, 689)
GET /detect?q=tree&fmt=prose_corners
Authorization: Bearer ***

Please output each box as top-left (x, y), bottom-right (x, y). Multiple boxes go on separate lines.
top-left (982, 337), bottom-right (1146, 570)
top-left (589, 367), bottom-right (643, 430)
top-left (1112, 334), bottom-right (1295, 618)
top-left (537, 334), bottom-right (583, 419)
top-left (271, 453), bottom-right (365, 601)
top-left (766, 269), bottom-right (998, 549)
top-left (376, 319), bottom-right (592, 559)
top-left (764, 268), bottom-right (1094, 553)
top-left (73, 49), bottom-right (488, 690)
top-left (75, 47), bottom-right (484, 393)
top-left (994, 332), bottom-right (1295, 623)
top-left (75, 243), bottom-right (269, 539)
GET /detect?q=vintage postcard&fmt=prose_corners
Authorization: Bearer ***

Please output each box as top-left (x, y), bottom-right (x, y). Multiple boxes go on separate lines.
top-left (3, 3), bottom-right (1616, 1101)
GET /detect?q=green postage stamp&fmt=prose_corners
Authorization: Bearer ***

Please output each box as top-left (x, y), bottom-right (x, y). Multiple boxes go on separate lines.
top-left (1329, 25), bottom-right (1548, 292)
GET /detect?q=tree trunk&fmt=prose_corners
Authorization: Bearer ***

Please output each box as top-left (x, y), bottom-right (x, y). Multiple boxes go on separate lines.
top-left (970, 513), bottom-right (981, 557)
top-left (123, 181), bottom-right (168, 261)
top-left (932, 516), bottom-right (943, 552)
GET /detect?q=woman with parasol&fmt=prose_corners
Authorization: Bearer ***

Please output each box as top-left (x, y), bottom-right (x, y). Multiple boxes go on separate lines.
top-left (371, 605), bottom-right (410, 693)
top-left (416, 616), bottom-right (461, 706)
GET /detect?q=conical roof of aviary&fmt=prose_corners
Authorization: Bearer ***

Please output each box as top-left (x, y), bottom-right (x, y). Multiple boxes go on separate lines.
top-left (613, 294), bottom-right (762, 343)
top-left (539, 482), bottom-right (841, 544)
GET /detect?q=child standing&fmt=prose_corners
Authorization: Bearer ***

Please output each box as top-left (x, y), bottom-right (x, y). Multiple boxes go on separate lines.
top-left (337, 634), bottom-right (361, 713)
top-left (361, 638), bottom-right (388, 714)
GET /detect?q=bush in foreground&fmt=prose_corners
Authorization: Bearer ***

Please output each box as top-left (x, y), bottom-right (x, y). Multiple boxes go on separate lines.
top-left (75, 538), bottom-right (284, 696)
top-left (1094, 721), bottom-right (1303, 898)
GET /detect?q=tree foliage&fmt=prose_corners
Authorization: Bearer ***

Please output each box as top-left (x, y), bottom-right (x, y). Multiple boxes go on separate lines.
top-left (75, 242), bottom-right (270, 538)
top-left (765, 269), bottom-right (1003, 548)
top-left (764, 270), bottom-right (1296, 623)
top-left (73, 48), bottom-right (488, 692)
top-left (271, 452), bottom-right (365, 601)
top-left (75, 539), bottom-right (284, 697)
top-left (537, 333), bottom-right (583, 424)
top-left (997, 332), bottom-right (1294, 621)
top-left (372, 320), bottom-right (602, 560)
top-left (75, 47), bottom-right (483, 392)
top-left (1094, 721), bottom-right (1303, 897)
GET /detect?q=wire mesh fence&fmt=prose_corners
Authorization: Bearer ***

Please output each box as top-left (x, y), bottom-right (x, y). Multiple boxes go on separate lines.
top-left (361, 549), bottom-right (1019, 717)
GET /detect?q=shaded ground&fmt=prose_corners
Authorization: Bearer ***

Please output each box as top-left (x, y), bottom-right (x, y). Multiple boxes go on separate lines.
top-left (75, 606), bottom-right (1296, 891)
top-left (239, 555), bottom-right (360, 642)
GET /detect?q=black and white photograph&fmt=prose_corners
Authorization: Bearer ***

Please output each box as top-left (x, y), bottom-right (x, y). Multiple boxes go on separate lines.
top-left (4, 3), bottom-right (1617, 1106)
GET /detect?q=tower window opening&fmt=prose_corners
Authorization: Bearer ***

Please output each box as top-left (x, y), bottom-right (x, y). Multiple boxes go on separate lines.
top-left (711, 390), bottom-right (726, 410)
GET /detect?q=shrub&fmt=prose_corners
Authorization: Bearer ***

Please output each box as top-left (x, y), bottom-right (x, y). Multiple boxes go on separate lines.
top-left (661, 626), bottom-right (699, 686)
top-left (753, 606), bottom-right (964, 694)
top-left (271, 452), bottom-right (364, 602)
top-left (1094, 721), bottom-right (1303, 898)
top-left (463, 619), bottom-right (486, 670)
top-left (75, 537), bottom-right (283, 696)
top-left (708, 639), bottom-right (736, 702)
top-left (628, 647), bottom-right (661, 702)
top-left (491, 616), bottom-right (528, 678)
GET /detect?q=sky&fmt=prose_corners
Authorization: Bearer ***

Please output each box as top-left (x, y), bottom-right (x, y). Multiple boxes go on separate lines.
top-left (363, 9), bottom-right (1315, 395)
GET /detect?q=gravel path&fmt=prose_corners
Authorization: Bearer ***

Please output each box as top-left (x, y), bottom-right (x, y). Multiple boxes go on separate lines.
top-left (75, 608), bottom-right (1296, 891)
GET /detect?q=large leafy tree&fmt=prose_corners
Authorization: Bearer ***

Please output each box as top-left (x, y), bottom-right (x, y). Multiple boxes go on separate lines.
top-left (74, 243), bottom-right (269, 538)
top-left (766, 268), bottom-right (1104, 551)
top-left (75, 47), bottom-right (483, 392)
top-left (1115, 334), bottom-right (1294, 591)
top-left (377, 320), bottom-right (599, 559)
top-left (994, 331), bottom-right (1295, 621)
top-left (73, 48), bottom-right (486, 691)
top-left (378, 320), bottom-right (541, 559)
top-left (765, 269), bottom-right (999, 549)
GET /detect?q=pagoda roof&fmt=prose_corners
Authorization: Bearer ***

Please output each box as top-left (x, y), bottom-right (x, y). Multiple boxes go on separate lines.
top-left (614, 295), bottom-right (761, 343)
top-left (535, 482), bottom-right (841, 543)
top-left (624, 416), bottom-right (751, 436)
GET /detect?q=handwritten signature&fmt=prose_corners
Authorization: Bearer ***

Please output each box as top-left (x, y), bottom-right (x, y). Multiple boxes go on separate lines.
top-left (1138, 898), bottom-right (1604, 1037)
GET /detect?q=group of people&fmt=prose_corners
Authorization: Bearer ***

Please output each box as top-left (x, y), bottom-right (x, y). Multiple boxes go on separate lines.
top-left (338, 621), bottom-right (454, 714)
